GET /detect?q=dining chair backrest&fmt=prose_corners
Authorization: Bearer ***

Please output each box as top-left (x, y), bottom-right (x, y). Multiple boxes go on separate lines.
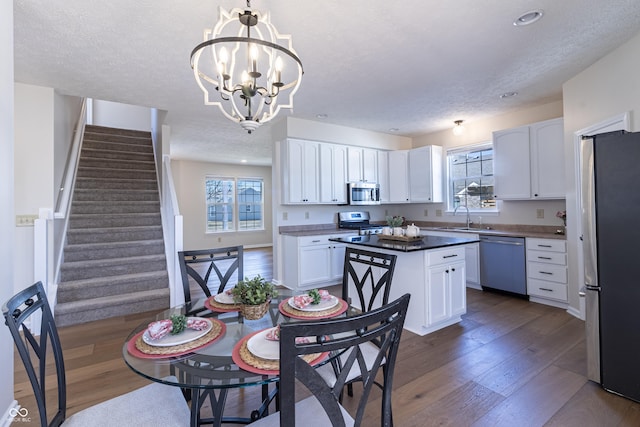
top-left (342, 247), bottom-right (397, 313)
top-left (178, 246), bottom-right (244, 304)
top-left (278, 293), bottom-right (410, 427)
top-left (4, 281), bottom-right (67, 427)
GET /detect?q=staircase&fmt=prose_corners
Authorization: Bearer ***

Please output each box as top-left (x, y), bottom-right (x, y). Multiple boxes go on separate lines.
top-left (55, 125), bottom-right (170, 327)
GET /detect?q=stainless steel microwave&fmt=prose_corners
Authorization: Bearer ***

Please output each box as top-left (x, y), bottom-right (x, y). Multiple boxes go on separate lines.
top-left (348, 182), bottom-right (380, 205)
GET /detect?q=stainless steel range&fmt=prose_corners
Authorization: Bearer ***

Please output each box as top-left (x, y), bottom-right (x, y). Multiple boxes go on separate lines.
top-left (338, 211), bottom-right (383, 235)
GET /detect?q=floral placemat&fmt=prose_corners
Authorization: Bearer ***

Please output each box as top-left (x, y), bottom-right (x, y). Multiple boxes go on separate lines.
top-left (204, 296), bottom-right (242, 313)
top-left (127, 318), bottom-right (226, 359)
top-left (278, 298), bottom-right (348, 320)
top-left (231, 329), bottom-right (328, 375)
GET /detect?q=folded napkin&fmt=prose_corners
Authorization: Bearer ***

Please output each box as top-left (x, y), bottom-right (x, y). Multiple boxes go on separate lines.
top-left (292, 289), bottom-right (333, 309)
top-left (147, 317), bottom-right (209, 340)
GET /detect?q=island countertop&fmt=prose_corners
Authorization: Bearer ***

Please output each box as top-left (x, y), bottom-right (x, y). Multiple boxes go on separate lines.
top-left (329, 234), bottom-right (479, 252)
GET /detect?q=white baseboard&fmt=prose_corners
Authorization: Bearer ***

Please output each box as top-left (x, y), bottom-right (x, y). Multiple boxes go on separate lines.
top-left (566, 305), bottom-right (584, 320)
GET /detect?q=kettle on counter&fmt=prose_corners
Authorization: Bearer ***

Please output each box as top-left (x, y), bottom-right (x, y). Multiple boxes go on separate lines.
top-left (406, 223), bottom-right (420, 237)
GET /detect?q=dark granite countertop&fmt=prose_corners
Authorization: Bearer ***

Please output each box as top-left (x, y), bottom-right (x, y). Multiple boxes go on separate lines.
top-left (328, 234), bottom-right (479, 253)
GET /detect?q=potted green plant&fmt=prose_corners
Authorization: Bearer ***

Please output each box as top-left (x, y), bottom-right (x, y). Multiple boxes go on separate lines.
top-left (231, 275), bottom-right (277, 319)
top-left (386, 215), bottom-right (404, 228)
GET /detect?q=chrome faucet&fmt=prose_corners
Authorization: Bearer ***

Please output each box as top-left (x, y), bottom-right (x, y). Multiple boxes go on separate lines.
top-left (453, 205), bottom-right (472, 228)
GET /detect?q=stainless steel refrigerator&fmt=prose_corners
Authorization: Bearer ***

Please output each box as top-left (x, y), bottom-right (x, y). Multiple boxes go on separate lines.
top-left (581, 130), bottom-right (640, 402)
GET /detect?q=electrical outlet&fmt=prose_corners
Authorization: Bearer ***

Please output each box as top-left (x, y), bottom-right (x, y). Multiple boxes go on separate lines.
top-left (424, 209), bottom-right (429, 217)
top-left (385, 209), bottom-right (389, 216)
top-left (217, 237), bottom-right (222, 243)
top-left (436, 209), bottom-right (443, 217)
top-left (536, 208), bottom-right (544, 219)
top-left (305, 212), bottom-right (309, 219)
top-left (282, 212), bottom-right (288, 220)
top-left (16, 214), bottom-right (38, 227)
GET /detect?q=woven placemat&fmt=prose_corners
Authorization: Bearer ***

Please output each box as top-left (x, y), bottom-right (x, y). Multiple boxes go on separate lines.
top-left (135, 320), bottom-right (223, 356)
top-left (238, 339), bottom-right (320, 371)
top-left (279, 298), bottom-right (348, 319)
top-left (205, 296), bottom-right (242, 312)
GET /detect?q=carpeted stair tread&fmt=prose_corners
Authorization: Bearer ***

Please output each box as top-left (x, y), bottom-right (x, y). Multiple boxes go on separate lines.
top-left (73, 188), bottom-right (160, 202)
top-left (74, 177), bottom-right (158, 190)
top-left (82, 139), bottom-right (154, 154)
top-left (79, 157), bottom-right (156, 171)
top-left (63, 239), bottom-right (165, 261)
top-left (69, 212), bottom-right (161, 229)
top-left (84, 124), bottom-right (151, 138)
top-left (81, 147), bottom-right (154, 162)
top-left (71, 201), bottom-right (160, 214)
top-left (54, 288), bottom-right (170, 328)
top-left (57, 271), bottom-right (169, 303)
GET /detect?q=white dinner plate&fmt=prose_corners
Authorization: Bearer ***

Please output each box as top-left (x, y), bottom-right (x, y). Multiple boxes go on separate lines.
top-left (142, 317), bottom-right (212, 347)
top-left (247, 329), bottom-right (280, 360)
top-left (288, 295), bottom-right (339, 312)
top-left (213, 291), bottom-right (236, 304)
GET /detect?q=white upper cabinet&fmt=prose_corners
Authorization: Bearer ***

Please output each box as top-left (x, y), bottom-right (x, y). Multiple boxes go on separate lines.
top-left (408, 145), bottom-right (443, 203)
top-left (319, 143), bottom-right (348, 204)
top-left (529, 119), bottom-right (565, 199)
top-left (493, 118), bottom-right (564, 200)
top-left (377, 150), bottom-right (390, 203)
top-left (388, 150), bottom-right (410, 203)
top-left (347, 147), bottom-right (378, 183)
top-left (282, 139), bottom-right (320, 204)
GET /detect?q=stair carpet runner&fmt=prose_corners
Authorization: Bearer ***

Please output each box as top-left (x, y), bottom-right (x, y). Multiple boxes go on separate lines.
top-left (55, 125), bottom-right (170, 327)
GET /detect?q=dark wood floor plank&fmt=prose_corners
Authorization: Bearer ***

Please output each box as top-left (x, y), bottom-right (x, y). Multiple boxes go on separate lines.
top-left (472, 364), bottom-right (587, 427)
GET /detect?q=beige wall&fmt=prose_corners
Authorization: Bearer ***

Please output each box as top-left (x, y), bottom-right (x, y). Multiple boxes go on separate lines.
top-left (173, 159), bottom-right (273, 250)
top-left (1, 0), bottom-right (15, 413)
top-left (563, 30), bottom-right (640, 316)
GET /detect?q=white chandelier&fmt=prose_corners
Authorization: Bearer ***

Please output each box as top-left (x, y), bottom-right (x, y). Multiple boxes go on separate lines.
top-left (190, 1), bottom-right (304, 133)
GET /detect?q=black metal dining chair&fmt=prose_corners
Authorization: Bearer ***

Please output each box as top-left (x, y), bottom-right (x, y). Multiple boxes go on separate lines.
top-left (178, 246), bottom-right (243, 314)
top-left (3, 281), bottom-right (190, 427)
top-left (250, 293), bottom-right (410, 427)
top-left (318, 247), bottom-right (398, 400)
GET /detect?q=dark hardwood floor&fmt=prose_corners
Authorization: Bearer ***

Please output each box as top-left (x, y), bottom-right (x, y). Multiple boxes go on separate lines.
top-left (12, 247), bottom-right (640, 426)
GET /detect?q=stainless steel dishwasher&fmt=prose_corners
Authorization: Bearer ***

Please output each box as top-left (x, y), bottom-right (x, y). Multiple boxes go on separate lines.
top-left (479, 235), bottom-right (527, 296)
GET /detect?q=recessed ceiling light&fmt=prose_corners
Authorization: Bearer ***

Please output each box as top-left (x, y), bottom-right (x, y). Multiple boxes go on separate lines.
top-left (389, 128), bottom-right (399, 132)
top-left (240, 159), bottom-right (247, 163)
top-left (316, 114), bottom-right (328, 119)
top-left (513, 9), bottom-right (544, 26)
top-left (500, 91), bottom-right (518, 99)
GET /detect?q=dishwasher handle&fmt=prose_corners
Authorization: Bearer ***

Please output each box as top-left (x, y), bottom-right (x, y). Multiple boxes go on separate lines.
top-left (480, 237), bottom-right (524, 246)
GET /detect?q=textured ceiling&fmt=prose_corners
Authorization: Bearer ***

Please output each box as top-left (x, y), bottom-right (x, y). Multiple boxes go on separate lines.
top-left (13, 0), bottom-right (640, 165)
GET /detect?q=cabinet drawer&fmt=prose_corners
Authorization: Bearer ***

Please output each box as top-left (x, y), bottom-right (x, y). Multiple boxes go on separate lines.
top-left (426, 247), bottom-right (465, 266)
top-left (527, 262), bottom-right (567, 283)
top-left (527, 250), bottom-right (566, 265)
top-left (526, 238), bottom-right (566, 253)
top-left (527, 278), bottom-right (568, 302)
top-left (297, 235), bottom-right (331, 247)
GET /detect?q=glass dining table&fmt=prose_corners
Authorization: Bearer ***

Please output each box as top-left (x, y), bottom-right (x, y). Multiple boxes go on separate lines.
top-left (122, 288), bottom-right (354, 427)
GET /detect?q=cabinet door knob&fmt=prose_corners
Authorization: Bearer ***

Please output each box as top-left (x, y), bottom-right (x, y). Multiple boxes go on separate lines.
top-left (451, 267), bottom-right (456, 272)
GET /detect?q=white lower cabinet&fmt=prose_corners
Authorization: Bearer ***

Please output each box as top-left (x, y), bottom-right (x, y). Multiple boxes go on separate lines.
top-left (425, 247), bottom-right (466, 330)
top-left (384, 244), bottom-right (467, 336)
top-left (282, 235), bottom-right (345, 290)
top-left (526, 238), bottom-right (568, 306)
top-left (422, 230), bottom-right (480, 288)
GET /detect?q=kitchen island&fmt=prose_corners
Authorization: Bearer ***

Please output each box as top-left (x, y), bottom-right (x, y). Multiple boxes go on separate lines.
top-left (330, 234), bottom-right (479, 336)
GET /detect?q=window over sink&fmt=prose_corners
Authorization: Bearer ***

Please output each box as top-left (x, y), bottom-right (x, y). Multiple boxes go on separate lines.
top-left (447, 143), bottom-right (497, 212)
top-left (205, 177), bottom-right (264, 232)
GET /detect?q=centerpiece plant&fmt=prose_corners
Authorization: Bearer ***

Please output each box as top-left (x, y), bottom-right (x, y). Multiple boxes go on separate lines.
top-left (386, 215), bottom-right (404, 228)
top-left (231, 275), bottom-right (277, 319)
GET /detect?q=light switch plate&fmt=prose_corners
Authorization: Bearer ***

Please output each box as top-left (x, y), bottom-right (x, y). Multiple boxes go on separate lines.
top-left (16, 214), bottom-right (38, 227)
top-left (536, 208), bottom-right (544, 219)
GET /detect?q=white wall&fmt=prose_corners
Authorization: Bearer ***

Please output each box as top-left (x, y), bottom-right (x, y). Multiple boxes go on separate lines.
top-left (563, 30), bottom-right (640, 315)
top-left (14, 84), bottom-right (57, 296)
top-left (91, 99), bottom-right (151, 131)
top-left (1, 0), bottom-right (15, 416)
top-left (172, 160), bottom-right (273, 250)
top-left (405, 100), bottom-right (566, 227)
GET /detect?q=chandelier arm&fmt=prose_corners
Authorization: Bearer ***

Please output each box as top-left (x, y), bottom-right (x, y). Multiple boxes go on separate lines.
top-left (190, 36), bottom-right (304, 74)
